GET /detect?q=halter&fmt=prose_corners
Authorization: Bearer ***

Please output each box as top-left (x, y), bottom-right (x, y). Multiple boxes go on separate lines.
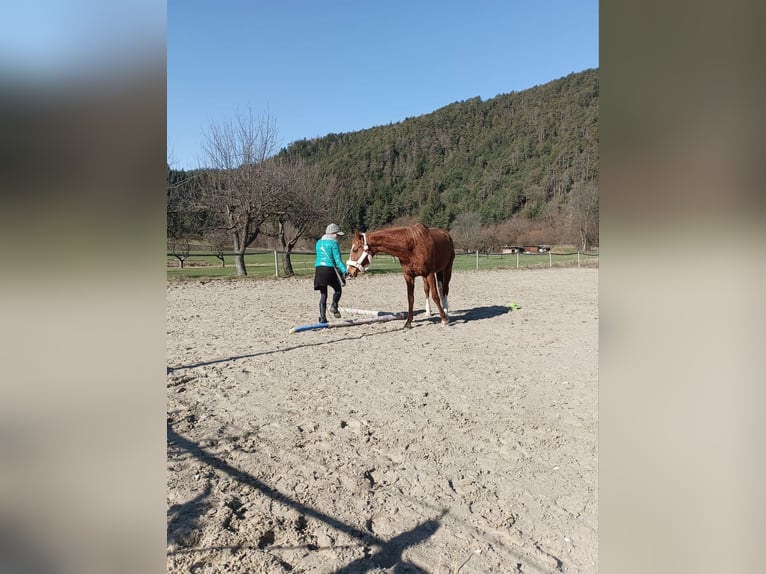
top-left (346, 232), bottom-right (374, 272)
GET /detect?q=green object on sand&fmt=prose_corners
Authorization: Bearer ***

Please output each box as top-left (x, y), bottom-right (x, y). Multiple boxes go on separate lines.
top-left (509, 302), bottom-right (522, 310)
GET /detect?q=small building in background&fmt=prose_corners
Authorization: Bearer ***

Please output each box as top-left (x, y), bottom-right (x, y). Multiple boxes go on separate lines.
top-left (502, 245), bottom-right (551, 254)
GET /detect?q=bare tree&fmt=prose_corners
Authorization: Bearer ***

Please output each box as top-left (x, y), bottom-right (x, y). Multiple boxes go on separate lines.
top-left (205, 229), bottom-right (229, 267)
top-left (200, 107), bottom-right (280, 276)
top-left (167, 168), bottom-right (201, 246)
top-left (168, 237), bottom-right (190, 268)
top-left (389, 214), bottom-right (420, 227)
top-left (566, 181), bottom-right (599, 251)
top-left (479, 224), bottom-right (502, 254)
top-left (498, 216), bottom-right (549, 247)
top-left (492, 220), bottom-right (518, 248)
top-left (271, 162), bottom-right (337, 277)
top-left (449, 211), bottom-right (483, 252)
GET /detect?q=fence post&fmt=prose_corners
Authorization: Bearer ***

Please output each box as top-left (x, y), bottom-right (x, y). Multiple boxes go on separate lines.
top-left (274, 249), bottom-right (279, 277)
top-left (577, 251), bottom-right (580, 267)
top-left (475, 250), bottom-right (479, 270)
top-left (516, 252), bottom-right (519, 268)
top-left (549, 251), bottom-right (552, 268)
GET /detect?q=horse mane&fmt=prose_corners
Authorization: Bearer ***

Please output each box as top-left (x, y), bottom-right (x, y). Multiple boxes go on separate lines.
top-left (407, 222), bottom-right (430, 244)
top-left (367, 223), bottom-right (431, 251)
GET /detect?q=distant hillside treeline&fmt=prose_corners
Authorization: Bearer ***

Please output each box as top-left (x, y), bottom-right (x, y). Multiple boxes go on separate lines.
top-left (168, 69), bottom-right (598, 257)
top-left (279, 68), bottom-right (598, 236)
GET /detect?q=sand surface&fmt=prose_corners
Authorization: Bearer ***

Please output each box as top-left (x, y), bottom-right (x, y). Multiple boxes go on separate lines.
top-left (167, 267), bottom-right (598, 573)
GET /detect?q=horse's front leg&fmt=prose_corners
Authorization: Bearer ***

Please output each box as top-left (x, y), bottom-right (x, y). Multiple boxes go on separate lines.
top-left (404, 276), bottom-right (416, 328)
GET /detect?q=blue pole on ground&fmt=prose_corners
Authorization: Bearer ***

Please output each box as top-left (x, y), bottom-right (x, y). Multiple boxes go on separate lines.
top-left (290, 321), bottom-right (329, 333)
top-left (289, 312), bottom-right (406, 334)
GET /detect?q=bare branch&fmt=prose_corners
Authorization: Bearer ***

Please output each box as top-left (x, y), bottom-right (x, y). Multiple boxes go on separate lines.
top-left (198, 108), bottom-right (282, 275)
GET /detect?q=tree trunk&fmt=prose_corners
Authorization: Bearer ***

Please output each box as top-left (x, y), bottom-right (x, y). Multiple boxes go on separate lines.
top-left (276, 217), bottom-right (297, 277)
top-left (232, 232), bottom-right (248, 276)
top-left (580, 227), bottom-right (588, 252)
top-left (281, 251), bottom-right (294, 277)
top-left (234, 252), bottom-right (247, 276)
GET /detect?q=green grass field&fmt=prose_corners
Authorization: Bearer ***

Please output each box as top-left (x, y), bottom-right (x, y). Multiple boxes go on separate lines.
top-left (167, 250), bottom-right (598, 280)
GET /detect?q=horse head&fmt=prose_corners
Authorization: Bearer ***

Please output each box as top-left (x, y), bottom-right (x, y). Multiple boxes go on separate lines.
top-left (346, 230), bottom-right (373, 278)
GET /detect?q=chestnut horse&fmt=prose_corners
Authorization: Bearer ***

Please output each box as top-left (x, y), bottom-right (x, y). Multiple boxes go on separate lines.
top-left (346, 223), bottom-right (455, 328)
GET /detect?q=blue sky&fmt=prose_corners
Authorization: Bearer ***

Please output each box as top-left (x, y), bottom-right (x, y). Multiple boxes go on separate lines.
top-left (1, 1), bottom-right (163, 80)
top-left (168, 0), bottom-right (598, 170)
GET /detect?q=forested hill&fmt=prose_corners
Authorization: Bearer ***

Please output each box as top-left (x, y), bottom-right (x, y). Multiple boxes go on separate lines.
top-left (280, 68), bottom-right (598, 232)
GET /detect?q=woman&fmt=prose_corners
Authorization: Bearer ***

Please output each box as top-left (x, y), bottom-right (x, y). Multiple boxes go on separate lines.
top-left (313, 223), bottom-right (348, 323)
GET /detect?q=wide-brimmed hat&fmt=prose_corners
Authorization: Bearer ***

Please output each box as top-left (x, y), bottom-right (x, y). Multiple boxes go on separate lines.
top-left (325, 223), bottom-right (345, 236)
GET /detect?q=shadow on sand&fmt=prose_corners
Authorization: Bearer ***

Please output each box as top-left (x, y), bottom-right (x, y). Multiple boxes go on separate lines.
top-left (167, 425), bottom-right (444, 573)
top-left (168, 305), bottom-right (511, 375)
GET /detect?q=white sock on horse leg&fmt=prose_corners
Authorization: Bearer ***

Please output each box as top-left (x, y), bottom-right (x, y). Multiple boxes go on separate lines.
top-left (425, 298), bottom-right (432, 316)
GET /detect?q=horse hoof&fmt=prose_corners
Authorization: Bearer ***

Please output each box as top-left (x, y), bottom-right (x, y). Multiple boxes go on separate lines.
top-left (403, 323), bottom-right (413, 329)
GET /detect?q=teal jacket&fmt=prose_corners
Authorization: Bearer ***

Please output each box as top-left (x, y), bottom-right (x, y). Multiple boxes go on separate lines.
top-left (314, 235), bottom-right (348, 274)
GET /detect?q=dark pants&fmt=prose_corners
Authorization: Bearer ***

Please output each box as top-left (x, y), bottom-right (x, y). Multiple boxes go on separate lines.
top-left (314, 266), bottom-right (342, 322)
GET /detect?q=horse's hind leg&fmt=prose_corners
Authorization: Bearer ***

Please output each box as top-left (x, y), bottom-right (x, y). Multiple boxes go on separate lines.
top-left (427, 273), bottom-right (448, 325)
top-left (435, 270), bottom-right (447, 313)
top-left (441, 261), bottom-right (453, 313)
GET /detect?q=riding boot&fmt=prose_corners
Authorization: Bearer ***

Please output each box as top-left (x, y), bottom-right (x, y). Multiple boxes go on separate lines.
top-left (318, 301), bottom-right (327, 323)
top-left (330, 292), bottom-right (341, 318)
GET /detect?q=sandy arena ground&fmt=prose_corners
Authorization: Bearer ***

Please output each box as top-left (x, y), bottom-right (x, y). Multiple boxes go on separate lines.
top-left (167, 267), bottom-right (598, 573)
